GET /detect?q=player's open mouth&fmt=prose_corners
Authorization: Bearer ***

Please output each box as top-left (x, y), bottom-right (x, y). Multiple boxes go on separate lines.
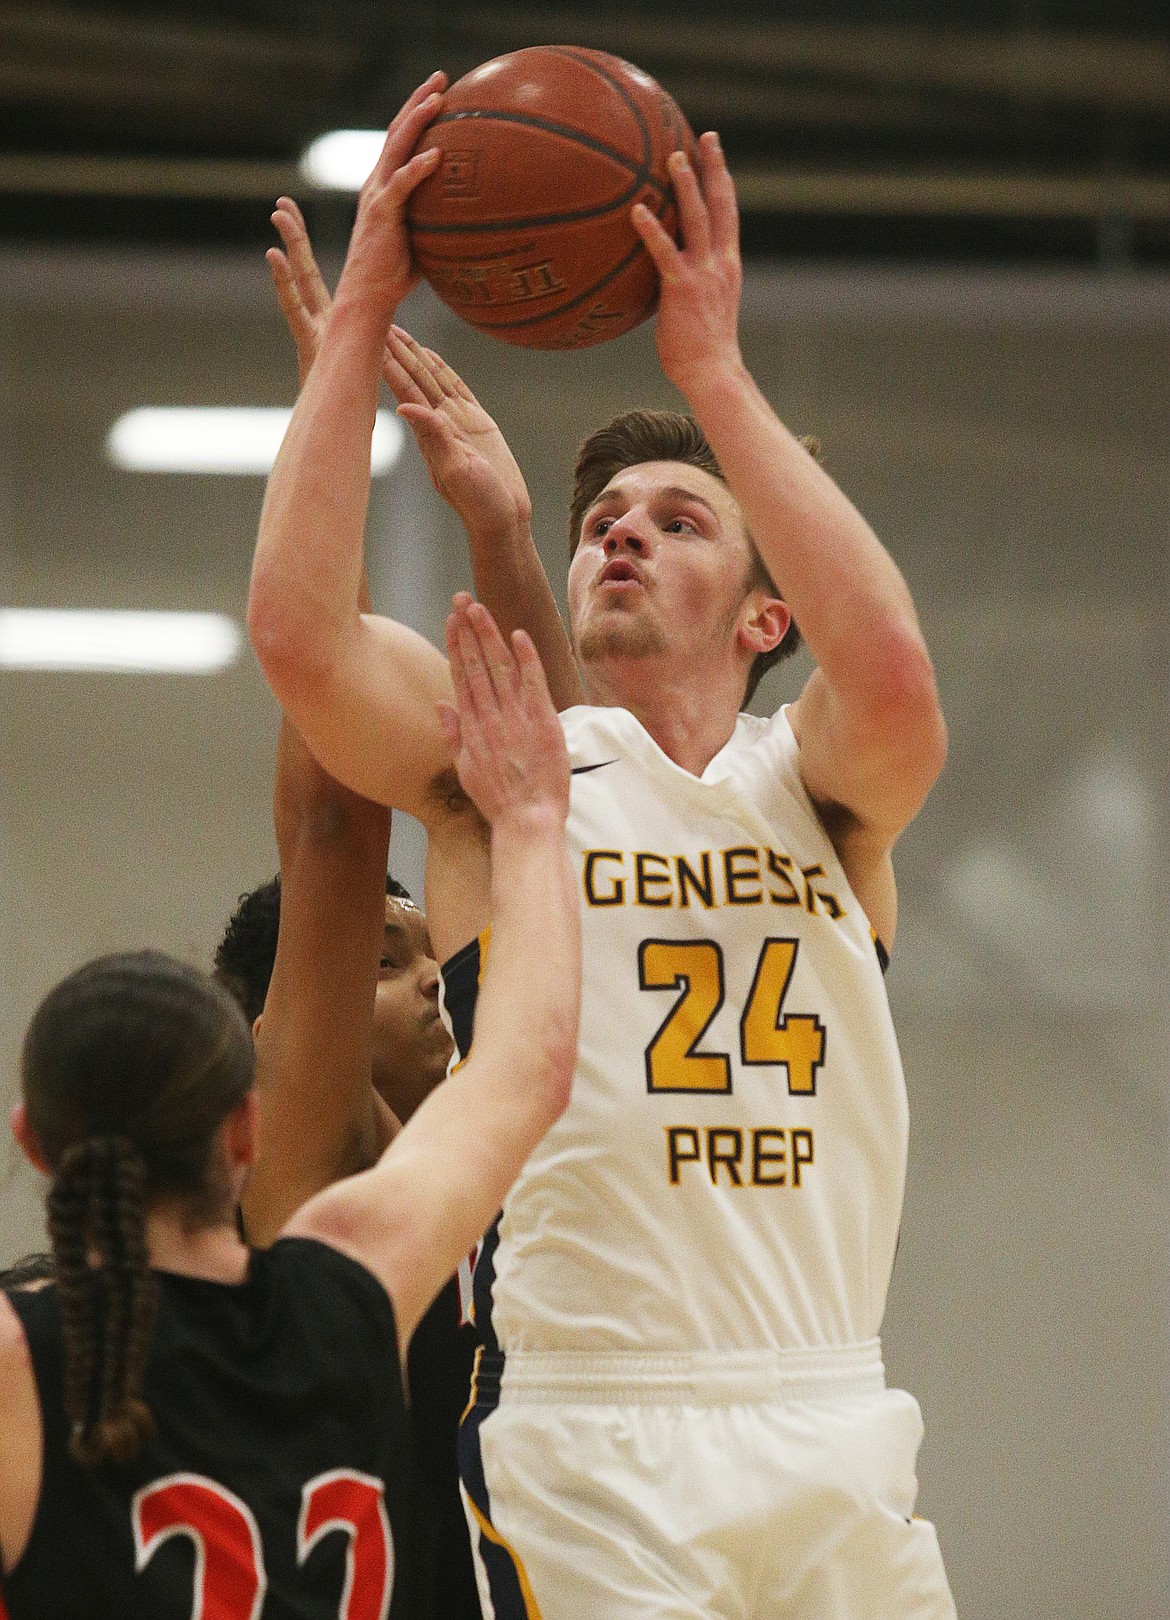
top-left (597, 559), bottom-right (643, 587)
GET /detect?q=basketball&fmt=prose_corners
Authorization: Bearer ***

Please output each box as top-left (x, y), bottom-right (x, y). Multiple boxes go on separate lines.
top-left (406, 47), bottom-right (697, 350)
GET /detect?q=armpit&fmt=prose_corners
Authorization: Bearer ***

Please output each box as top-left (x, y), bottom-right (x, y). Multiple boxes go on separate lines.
top-left (427, 768), bottom-right (488, 837)
top-left (808, 791), bottom-right (862, 850)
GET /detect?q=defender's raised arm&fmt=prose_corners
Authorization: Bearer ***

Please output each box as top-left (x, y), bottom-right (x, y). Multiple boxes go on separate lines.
top-left (288, 598), bottom-right (579, 1348)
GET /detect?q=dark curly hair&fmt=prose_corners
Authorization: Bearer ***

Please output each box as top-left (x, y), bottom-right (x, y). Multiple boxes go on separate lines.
top-left (570, 409), bottom-right (819, 705)
top-left (213, 877), bottom-right (281, 1025)
top-left (214, 872), bottom-right (413, 1024)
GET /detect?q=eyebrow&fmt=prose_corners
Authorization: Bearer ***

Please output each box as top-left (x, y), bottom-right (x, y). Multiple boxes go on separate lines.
top-left (589, 483), bottom-right (720, 520)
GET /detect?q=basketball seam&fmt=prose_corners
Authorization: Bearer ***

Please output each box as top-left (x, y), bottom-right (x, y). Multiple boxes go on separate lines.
top-left (471, 190), bottom-right (670, 337)
top-left (547, 47), bottom-right (655, 174)
top-left (418, 106), bottom-right (664, 201)
top-left (410, 168), bottom-right (652, 234)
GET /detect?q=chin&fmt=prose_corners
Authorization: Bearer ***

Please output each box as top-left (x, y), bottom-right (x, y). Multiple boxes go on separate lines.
top-left (577, 621), bottom-right (667, 665)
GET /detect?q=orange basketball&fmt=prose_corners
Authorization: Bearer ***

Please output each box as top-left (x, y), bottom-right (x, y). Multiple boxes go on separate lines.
top-left (406, 47), bottom-right (697, 350)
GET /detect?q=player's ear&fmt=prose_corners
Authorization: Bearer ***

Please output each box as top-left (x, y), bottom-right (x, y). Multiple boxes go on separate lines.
top-left (11, 1104), bottom-right (50, 1176)
top-left (225, 1091), bottom-right (260, 1171)
top-left (738, 594), bottom-right (791, 658)
top-left (251, 1013), bottom-right (262, 1041)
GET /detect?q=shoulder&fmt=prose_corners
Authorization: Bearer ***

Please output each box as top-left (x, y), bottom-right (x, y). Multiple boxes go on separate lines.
top-left (780, 702), bottom-right (900, 947)
top-left (0, 1285), bottom-right (54, 1372)
top-left (0, 1291), bottom-right (43, 1572)
top-left (260, 1235), bottom-right (401, 1357)
top-left (274, 1213), bottom-right (399, 1315)
top-left (0, 1290), bottom-right (31, 1363)
top-left (558, 703), bottom-right (625, 749)
top-left (713, 704), bottom-right (809, 804)
top-left (742, 703), bottom-right (798, 756)
top-left (262, 1233), bottom-right (393, 1303)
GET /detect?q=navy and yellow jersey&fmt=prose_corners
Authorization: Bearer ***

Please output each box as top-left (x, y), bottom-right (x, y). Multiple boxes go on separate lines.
top-left (443, 703), bottom-right (909, 1357)
top-left (404, 1273), bottom-right (481, 1620)
top-left (437, 933), bottom-right (482, 1073)
top-left (1, 1240), bottom-right (421, 1620)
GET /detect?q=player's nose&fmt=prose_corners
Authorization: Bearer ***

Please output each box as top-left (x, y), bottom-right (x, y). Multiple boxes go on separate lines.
top-left (418, 958), bottom-right (441, 1001)
top-left (602, 513), bottom-right (649, 556)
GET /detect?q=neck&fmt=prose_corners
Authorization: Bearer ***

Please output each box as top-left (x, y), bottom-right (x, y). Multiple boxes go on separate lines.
top-left (583, 654), bottom-right (745, 776)
top-left (145, 1203), bottom-right (249, 1283)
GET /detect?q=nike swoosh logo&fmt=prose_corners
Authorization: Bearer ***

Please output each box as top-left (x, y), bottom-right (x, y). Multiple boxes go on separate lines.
top-left (570, 759), bottom-right (618, 776)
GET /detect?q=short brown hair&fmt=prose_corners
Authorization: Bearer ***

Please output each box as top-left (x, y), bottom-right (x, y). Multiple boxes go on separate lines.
top-left (569, 410), bottom-right (813, 705)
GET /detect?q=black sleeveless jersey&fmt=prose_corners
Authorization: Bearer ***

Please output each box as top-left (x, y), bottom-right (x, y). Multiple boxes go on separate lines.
top-left (1, 1238), bottom-right (422, 1620)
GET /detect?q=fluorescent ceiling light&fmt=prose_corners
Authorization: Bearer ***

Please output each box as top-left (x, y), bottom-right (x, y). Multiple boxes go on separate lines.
top-left (300, 129), bottom-right (385, 192)
top-left (0, 610), bottom-right (241, 673)
top-left (106, 407), bottom-right (403, 475)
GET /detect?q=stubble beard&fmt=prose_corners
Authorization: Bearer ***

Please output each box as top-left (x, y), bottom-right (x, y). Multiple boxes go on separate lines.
top-left (576, 615), bottom-right (669, 666)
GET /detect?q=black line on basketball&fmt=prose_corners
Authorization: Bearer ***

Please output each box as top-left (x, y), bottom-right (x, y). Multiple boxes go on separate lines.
top-left (425, 108), bottom-right (667, 200)
top-left (478, 192), bottom-right (671, 336)
top-left (550, 48), bottom-right (655, 173)
top-left (410, 166), bottom-right (652, 236)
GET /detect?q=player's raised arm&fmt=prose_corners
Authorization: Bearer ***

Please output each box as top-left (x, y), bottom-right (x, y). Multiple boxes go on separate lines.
top-left (286, 597), bottom-right (579, 1349)
top-left (264, 197), bottom-right (583, 713)
top-left (248, 76), bottom-right (456, 817)
top-left (239, 717), bottom-right (396, 1247)
top-left (632, 136), bottom-right (947, 878)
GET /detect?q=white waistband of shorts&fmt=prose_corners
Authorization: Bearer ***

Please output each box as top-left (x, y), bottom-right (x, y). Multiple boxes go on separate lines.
top-left (494, 1338), bottom-right (885, 1405)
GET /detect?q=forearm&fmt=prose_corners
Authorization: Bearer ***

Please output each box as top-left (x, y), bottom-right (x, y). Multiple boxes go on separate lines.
top-left (244, 771), bottom-right (391, 1246)
top-left (683, 359), bottom-right (931, 709)
top-left (471, 809), bottom-right (579, 1128)
top-left (466, 520), bottom-right (583, 712)
top-left (272, 714), bottom-right (390, 854)
top-left (250, 297), bottom-right (387, 694)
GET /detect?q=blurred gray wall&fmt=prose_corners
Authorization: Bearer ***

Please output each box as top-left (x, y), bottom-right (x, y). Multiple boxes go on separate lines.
top-left (0, 245), bottom-right (1166, 1619)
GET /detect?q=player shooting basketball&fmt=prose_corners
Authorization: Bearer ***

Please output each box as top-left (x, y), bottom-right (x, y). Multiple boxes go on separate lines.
top-left (249, 71), bottom-right (956, 1619)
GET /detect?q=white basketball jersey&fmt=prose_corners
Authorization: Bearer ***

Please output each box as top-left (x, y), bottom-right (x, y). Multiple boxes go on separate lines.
top-left (480, 703), bottom-right (910, 1354)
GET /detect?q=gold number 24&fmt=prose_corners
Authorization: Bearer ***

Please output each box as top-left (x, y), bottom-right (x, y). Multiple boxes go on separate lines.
top-left (637, 938), bottom-right (826, 1096)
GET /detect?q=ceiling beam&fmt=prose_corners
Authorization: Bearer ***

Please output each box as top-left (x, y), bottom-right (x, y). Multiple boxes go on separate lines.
top-left (429, 11), bottom-right (1170, 116)
top-left (0, 151), bottom-right (1165, 226)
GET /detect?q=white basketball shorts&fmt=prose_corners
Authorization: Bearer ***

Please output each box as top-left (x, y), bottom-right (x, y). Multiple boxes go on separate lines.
top-left (458, 1340), bottom-right (956, 1620)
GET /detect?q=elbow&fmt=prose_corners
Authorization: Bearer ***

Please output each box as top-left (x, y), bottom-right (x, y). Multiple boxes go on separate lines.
top-left (870, 624), bottom-right (947, 775)
top-left (247, 564), bottom-right (296, 691)
top-left (537, 1010), bottom-right (580, 1127)
top-left (247, 567), bottom-right (333, 714)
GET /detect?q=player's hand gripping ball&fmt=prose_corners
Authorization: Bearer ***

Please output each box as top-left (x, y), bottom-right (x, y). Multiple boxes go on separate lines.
top-left (406, 46), bottom-right (697, 350)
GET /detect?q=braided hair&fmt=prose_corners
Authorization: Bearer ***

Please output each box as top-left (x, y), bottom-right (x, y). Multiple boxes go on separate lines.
top-left (22, 950), bottom-right (253, 1468)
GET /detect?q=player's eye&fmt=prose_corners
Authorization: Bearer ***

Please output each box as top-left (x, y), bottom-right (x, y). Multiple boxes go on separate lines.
top-left (380, 941), bottom-right (411, 973)
top-left (590, 517), bottom-right (612, 538)
top-left (666, 516), bottom-right (697, 534)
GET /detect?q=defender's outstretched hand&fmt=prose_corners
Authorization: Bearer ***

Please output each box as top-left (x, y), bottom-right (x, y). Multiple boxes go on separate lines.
top-left (265, 205), bottom-right (532, 538)
top-left (385, 326), bottom-right (533, 539)
top-left (631, 130), bottom-right (744, 391)
top-left (438, 593), bottom-right (569, 832)
top-left (266, 196), bottom-right (332, 388)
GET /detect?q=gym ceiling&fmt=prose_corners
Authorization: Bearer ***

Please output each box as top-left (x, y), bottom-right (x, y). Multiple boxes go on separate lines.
top-left (1, 1), bottom-right (1168, 266)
